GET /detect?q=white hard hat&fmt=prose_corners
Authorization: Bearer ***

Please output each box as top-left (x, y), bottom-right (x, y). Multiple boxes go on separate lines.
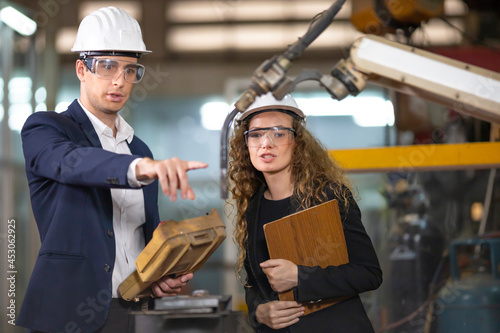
top-left (71, 7), bottom-right (151, 57)
top-left (238, 92), bottom-right (306, 123)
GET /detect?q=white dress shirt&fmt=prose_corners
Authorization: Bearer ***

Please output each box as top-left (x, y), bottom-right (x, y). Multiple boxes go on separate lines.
top-left (79, 100), bottom-right (147, 298)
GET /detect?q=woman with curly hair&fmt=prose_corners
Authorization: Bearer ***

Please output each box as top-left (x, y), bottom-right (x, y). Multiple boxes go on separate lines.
top-left (228, 92), bottom-right (382, 332)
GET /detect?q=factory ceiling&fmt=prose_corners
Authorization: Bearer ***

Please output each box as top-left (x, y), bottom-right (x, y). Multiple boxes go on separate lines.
top-left (6, 0), bottom-right (499, 65)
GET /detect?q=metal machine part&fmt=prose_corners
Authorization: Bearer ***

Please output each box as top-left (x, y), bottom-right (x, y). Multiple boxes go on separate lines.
top-left (133, 293), bottom-right (252, 333)
top-left (154, 294), bottom-right (231, 314)
top-left (350, 0), bottom-right (445, 35)
top-left (342, 35), bottom-right (500, 124)
top-left (219, 0), bottom-right (347, 199)
top-left (233, 0), bottom-right (348, 113)
top-left (437, 238), bottom-right (500, 332)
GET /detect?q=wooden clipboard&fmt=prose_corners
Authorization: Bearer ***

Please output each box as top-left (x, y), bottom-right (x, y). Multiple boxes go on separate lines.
top-left (263, 199), bottom-right (350, 315)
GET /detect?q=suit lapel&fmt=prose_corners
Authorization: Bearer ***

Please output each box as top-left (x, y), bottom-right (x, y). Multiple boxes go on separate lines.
top-left (66, 100), bottom-right (102, 148)
top-left (127, 136), bottom-right (144, 155)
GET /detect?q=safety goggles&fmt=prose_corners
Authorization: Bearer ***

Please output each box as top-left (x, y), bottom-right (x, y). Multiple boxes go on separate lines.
top-left (81, 58), bottom-right (145, 83)
top-left (244, 127), bottom-right (296, 147)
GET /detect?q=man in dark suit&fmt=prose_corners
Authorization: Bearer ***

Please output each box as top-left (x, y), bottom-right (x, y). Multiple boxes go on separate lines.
top-left (17, 7), bottom-right (207, 333)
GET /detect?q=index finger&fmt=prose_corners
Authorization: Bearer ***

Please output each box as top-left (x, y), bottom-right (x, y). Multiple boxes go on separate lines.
top-left (175, 161), bottom-right (191, 200)
top-left (260, 259), bottom-right (281, 268)
top-left (179, 272), bottom-right (194, 282)
top-left (180, 161), bottom-right (207, 200)
top-left (187, 161), bottom-right (208, 170)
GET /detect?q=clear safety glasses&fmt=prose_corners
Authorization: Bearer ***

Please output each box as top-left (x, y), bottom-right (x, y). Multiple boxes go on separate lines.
top-left (244, 126), bottom-right (296, 148)
top-left (81, 58), bottom-right (145, 84)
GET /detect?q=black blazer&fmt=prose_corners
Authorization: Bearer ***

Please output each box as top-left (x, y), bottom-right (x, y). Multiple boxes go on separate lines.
top-left (17, 100), bottom-right (160, 333)
top-left (244, 186), bottom-right (382, 333)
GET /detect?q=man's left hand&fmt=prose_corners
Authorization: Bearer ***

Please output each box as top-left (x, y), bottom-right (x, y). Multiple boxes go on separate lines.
top-left (151, 272), bottom-right (193, 297)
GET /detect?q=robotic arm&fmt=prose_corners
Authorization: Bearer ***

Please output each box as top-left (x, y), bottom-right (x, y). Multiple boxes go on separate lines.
top-left (219, 0), bottom-right (347, 199)
top-left (330, 35), bottom-right (500, 124)
top-left (270, 34), bottom-right (500, 125)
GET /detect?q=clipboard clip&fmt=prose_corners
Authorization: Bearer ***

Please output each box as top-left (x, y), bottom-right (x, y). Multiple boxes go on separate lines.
top-left (308, 299), bottom-right (323, 304)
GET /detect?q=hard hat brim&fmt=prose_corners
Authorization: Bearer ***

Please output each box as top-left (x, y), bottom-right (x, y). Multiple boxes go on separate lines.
top-left (74, 50), bottom-right (152, 59)
top-left (71, 49), bottom-right (152, 54)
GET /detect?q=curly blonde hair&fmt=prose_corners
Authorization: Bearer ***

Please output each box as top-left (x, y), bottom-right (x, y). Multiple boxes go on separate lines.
top-left (228, 115), bottom-right (355, 284)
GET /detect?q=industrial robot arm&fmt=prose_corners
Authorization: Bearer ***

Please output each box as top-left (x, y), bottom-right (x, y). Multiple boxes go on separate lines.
top-left (219, 0), bottom-right (347, 199)
top-left (329, 35), bottom-right (500, 124)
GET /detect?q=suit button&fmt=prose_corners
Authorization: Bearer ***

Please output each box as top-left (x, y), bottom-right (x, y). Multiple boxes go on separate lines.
top-left (107, 229), bottom-right (114, 238)
top-left (106, 177), bottom-right (120, 185)
top-left (104, 264), bottom-right (111, 272)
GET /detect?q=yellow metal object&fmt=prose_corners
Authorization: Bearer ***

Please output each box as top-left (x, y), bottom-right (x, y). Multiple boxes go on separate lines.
top-left (388, 0), bottom-right (444, 23)
top-left (351, 0), bottom-right (391, 35)
top-left (118, 209), bottom-right (226, 301)
top-left (329, 142), bottom-right (500, 173)
top-left (351, 0), bottom-right (444, 34)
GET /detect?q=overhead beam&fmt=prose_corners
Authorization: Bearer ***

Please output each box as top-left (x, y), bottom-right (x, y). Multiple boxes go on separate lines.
top-left (329, 142), bottom-right (500, 173)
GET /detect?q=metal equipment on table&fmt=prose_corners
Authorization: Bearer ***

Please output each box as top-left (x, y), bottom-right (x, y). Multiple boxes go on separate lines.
top-left (133, 292), bottom-right (252, 333)
top-left (437, 237), bottom-right (500, 333)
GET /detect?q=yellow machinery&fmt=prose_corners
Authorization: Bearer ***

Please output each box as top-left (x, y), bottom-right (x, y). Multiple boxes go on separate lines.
top-left (119, 209), bottom-right (226, 301)
top-left (351, 0), bottom-right (445, 34)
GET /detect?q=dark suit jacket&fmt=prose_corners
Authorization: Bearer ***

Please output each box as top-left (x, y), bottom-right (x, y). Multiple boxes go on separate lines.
top-left (244, 186), bottom-right (382, 333)
top-left (17, 100), bottom-right (160, 333)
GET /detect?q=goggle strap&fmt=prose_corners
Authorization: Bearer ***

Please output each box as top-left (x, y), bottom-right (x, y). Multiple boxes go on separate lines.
top-left (79, 51), bottom-right (142, 59)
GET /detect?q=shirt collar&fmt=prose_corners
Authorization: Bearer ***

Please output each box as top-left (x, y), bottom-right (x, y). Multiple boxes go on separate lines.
top-left (78, 99), bottom-right (135, 144)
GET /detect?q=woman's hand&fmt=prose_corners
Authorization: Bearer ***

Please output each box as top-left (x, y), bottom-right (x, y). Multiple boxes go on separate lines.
top-left (260, 259), bottom-right (298, 292)
top-left (256, 301), bottom-right (304, 329)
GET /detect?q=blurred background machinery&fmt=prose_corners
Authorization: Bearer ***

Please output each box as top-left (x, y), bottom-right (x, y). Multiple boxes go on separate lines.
top-left (437, 238), bottom-right (500, 332)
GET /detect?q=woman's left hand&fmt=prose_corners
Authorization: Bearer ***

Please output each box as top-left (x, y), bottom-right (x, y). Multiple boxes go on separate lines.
top-left (260, 259), bottom-right (298, 292)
